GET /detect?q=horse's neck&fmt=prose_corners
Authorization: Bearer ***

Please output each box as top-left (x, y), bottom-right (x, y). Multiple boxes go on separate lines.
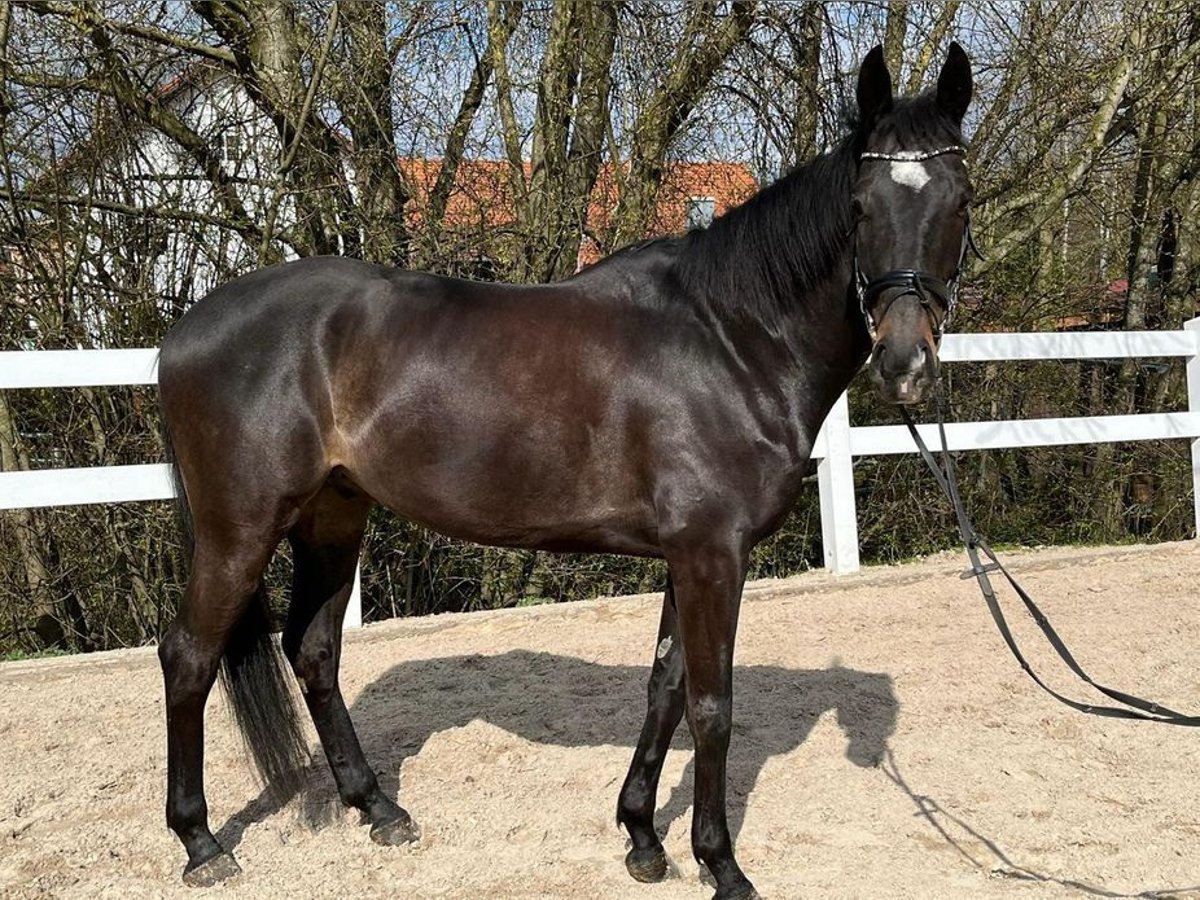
top-left (709, 152), bottom-right (865, 388)
top-left (778, 259), bottom-right (869, 434)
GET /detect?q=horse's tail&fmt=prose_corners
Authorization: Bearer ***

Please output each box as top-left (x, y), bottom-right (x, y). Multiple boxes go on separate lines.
top-left (160, 391), bottom-right (308, 797)
top-left (218, 588), bottom-right (309, 799)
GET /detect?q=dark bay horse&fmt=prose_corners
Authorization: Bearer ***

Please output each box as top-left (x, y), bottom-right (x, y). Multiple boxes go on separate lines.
top-left (157, 44), bottom-right (974, 899)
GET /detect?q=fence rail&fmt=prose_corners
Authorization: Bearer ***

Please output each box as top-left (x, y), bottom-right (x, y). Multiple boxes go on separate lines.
top-left (0, 347), bottom-right (363, 625)
top-left (4, 321), bottom-right (1200, 627)
top-left (812, 321), bottom-right (1200, 572)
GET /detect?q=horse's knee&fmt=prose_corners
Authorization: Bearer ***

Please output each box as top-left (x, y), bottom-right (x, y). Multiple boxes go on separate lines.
top-left (688, 692), bottom-right (732, 743)
top-left (158, 623), bottom-right (181, 672)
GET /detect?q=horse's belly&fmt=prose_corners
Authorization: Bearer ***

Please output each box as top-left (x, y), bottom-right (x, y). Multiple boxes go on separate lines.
top-left (342, 424), bottom-right (660, 557)
top-left (364, 480), bottom-right (660, 556)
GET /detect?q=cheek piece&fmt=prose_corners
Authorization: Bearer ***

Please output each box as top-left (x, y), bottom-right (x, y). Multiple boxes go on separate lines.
top-left (852, 145), bottom-right (983, 343)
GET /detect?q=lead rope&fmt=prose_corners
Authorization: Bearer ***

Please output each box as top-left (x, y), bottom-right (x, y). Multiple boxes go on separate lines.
top-left (900, 387), bottom-right (1200, 726)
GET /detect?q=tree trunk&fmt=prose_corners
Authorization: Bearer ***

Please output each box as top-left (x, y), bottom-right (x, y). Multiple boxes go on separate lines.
top-left (0, 392), bottom-right (62, 647)
top-left (883, 1), bottom-right (908, 82)
top-left (610, 1), bottom-right (755, 248)
top-left (549, 0), bottom-right (619, 280)
top-left (1094, 55), bottom-right (1169, 534)
top-left (339, 0), bottom-right (409, 264)
top-left (524, 0), bottom-right (582, 280)
top-left (192, 0), bottom-right (359, 257)
top-left (905, 1), bottom-right (962, 93)
top-left (427, 2), bottom-right (524, 239)
top-left (788, 2), bottom-right (822, 165)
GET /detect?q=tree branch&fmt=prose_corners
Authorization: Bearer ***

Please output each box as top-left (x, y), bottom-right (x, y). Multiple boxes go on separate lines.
top-left (14, 0), bottom-right (237, 65)
top-left (611, 0), bottom-right (756, 246)
top-left (904, 1), bottom-right (961, 93)
top-left (976, 29), bottom-right (1140, 277)
top-left (429, 3), bottom-right (522, 229)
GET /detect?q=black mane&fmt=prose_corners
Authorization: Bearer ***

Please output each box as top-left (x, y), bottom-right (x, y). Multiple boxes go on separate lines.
top-left (675, 142), bottom-right (857, 325)
top-left (675, 92), bottom-right (964, 325)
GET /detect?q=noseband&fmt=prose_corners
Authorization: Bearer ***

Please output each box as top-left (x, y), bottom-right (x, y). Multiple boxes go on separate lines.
top-left (853, 145), bottom-right (982, 342)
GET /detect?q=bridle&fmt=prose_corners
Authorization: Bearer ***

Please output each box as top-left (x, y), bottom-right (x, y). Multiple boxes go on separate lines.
top-left (857, 149), bottom-right (1200, 727)
top-left (852, 145), bottom-right (983, 342)
top-left (851, 151), bottom-right (1199, 727)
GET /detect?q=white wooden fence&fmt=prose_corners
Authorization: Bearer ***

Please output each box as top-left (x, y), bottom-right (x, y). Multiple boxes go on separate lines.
top-left (3, 319), bottom-right (1200, 628)
top-left (814, 320), bottom-right (1200, 572)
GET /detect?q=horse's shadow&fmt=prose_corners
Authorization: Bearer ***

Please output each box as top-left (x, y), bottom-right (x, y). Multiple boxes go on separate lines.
top-left (216, 650), bottom-right (898, 850)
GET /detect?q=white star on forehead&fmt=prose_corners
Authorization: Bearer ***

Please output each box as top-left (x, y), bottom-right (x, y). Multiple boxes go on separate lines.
top-left (889, 160), bottom-right (930, 191)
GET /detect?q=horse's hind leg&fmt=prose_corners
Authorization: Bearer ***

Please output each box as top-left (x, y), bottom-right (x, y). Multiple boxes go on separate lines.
top-left (282, 477), bottom-right (417, 845)
top-left (618, 576), bottom-right (685, 882)
top-left (158, 525), bottom-right (283, 885)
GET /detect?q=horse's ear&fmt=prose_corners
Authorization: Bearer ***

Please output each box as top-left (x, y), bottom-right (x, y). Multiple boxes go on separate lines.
top-left (856, 45), bottom-right (893, 131)
top-left (937, 41), bottom-right (972, 123)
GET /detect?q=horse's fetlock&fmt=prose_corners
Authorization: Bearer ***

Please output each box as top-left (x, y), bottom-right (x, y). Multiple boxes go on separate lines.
top-left (339, 770), bottom-right (383, 811)
top-left (617, 788), bottom-right (649, 830)
top-left (167, 793), bottom-right (208, 835)
top-left (691, 814), bottom-right (732, 864)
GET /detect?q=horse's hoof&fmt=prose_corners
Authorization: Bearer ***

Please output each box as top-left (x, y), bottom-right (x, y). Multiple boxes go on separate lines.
top-left (370, 813), bottom-right (419, 846)
top-left (625, 845), bottom-right (669, 883)
top-left (714, 887), bottom-right (761, 900)
top-left (181, 851), bottom-right (241, 887)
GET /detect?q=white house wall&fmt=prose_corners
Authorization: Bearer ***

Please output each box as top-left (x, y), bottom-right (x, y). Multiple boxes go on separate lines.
top-left (24, 71), bottom-right (304, 344)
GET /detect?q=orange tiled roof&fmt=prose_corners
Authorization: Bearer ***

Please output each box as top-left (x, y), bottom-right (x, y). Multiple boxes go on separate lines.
top-left (399, 158), bottom-right (758, 266)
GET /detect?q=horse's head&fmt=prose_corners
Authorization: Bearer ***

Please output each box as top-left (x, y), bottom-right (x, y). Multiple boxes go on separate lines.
top-left (852, 43), bottom-right (975, 405)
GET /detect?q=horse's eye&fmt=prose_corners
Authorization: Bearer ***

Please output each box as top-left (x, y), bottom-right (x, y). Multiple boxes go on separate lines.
top-left (851, 198), bottom-right (865, 219)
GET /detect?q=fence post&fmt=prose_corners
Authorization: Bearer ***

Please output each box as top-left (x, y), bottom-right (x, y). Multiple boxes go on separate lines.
top-left (817, 391), bottom-right (860, 573)
top-left (1185, 318), bottom-right (1200, 539)
top-left (343, 562), bottom-right (362, 630)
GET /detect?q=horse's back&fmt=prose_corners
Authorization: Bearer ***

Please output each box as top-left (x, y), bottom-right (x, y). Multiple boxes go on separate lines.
top-left (155, 251), bottom-right (793, 555)
top-left (163, 257), bottom-right (424, 354)
top-left (159, 257), bottom-right (497, 415)
top-left (156, 256), bottom-right (668, 550)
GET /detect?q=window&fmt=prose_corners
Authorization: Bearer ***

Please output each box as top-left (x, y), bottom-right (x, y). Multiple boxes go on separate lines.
top-left (685, 196), bottom-right (716, 230)
top-left (220, 131), bottom-right (243, 164)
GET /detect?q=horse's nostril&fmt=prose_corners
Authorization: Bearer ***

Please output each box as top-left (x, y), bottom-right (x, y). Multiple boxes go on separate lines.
top-left (911, 346), bottom-right (929, 374)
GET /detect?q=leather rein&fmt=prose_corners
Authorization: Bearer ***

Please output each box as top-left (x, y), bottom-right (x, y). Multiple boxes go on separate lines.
top-left (901, 396), bottom-right (1200, 726)
top-left (859, 146), bottom-right (1199, 725)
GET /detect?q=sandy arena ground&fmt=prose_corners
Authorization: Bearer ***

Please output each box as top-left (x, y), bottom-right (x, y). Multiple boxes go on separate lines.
top-left (3, 542), bottom-right (1200, 899)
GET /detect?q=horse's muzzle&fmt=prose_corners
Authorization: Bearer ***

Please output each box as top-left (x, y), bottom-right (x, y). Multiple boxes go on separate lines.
top-left (868, 339), bottom-right (938, 405)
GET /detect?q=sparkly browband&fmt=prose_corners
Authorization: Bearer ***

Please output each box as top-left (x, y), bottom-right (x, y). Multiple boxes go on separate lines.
top-left (860, 145), bottom-right (968, 162)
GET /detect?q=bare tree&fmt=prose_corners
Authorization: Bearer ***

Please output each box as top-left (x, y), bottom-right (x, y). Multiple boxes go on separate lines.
top-left (4, 0), bottom-right (1200, 655)
top-left (610, 1), bottom-right (756, 247)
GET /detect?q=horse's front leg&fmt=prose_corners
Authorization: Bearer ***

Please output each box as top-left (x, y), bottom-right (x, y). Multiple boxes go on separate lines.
top-left (618, 577), bottom-right (685, 882)
top-left (667, 535), bottom-right (758, 900)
